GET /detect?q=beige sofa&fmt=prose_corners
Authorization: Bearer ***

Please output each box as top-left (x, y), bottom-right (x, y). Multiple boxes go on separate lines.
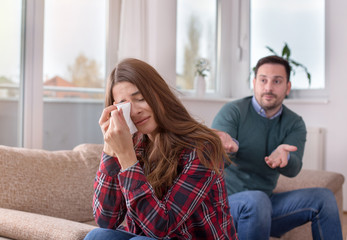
top-left (0, 144), bottom-right (102, 240)
top-left (0, 144), bottom-right (344, 240)
top-left (271, 169), bottom-right (345, 240)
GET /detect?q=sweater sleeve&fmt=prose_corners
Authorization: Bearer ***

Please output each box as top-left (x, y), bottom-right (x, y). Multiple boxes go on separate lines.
top-left (93, 152), bottom-right (127, 229)
top-left (278, 115), bottom-right (307, 177)
top-left (212, 102), bottom-right (240, 139)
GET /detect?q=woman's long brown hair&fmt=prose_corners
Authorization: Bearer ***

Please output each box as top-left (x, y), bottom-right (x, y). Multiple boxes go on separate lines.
top-left (105, 58), bottom-right (229, 198)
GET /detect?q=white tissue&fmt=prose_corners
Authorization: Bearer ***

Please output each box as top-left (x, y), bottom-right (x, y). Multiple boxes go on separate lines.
top-left (114, 102), bottom-right (138, 134)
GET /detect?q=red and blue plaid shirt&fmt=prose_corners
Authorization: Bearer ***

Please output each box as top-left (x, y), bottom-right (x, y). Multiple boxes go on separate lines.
top-left (92, 140), bottom-right (238, 240)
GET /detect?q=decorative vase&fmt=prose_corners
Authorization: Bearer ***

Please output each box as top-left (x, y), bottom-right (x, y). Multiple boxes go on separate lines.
top-left (194, 75), bottom-right (206, 97)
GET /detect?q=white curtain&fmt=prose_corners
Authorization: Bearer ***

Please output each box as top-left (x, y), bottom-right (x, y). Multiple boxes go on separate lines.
top-left (118, 0), bottom-right (149, 62)
top-left (115, 0), bottom-right (177, 87)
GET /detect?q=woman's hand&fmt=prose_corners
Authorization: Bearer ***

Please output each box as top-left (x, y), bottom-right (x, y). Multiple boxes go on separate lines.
top-left (99, 105), bottom-right (117, 156)
top-left (99, 106), bottom-right (137, 170)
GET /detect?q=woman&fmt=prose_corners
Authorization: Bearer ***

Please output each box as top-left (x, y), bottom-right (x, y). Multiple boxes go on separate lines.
top-left (84, 58), bottom-right (237, 240)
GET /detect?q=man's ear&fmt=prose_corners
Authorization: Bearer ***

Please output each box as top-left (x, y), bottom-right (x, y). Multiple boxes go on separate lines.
top-left (286, 81), bottom-right (292, 96)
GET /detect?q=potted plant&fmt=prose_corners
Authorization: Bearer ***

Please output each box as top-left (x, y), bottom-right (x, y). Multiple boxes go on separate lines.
top-left (194, 58), bottom-right (210, 97)
top-left (255, 42), bottom-right (312, 86)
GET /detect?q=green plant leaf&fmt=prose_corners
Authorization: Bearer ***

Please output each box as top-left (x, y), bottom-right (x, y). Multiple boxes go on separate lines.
top-left (254, 43), bottom-right (312, 86)
top-left (289, 59), bottom-right (301, 67)
top-left (265, 46), bottom-right (278, 56)
top-left (282, 43), bottom-right (291, 60)
top-left (307, 72), bottom-right (311, 86)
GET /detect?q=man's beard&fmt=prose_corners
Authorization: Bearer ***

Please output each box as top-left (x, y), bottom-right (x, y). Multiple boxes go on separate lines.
top-left (260, 92), bottom-right (280, 111)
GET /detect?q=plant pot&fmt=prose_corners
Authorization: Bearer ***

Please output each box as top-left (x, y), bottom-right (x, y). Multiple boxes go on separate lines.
top-left (194, 75), bottom-right (206, 97)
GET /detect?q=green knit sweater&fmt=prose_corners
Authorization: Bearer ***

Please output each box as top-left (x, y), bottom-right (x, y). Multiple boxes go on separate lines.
top-left (212, 96), bottom-right (307, 196)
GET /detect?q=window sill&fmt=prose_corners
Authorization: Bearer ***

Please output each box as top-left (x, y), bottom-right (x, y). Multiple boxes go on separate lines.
top-left (283, 98), bottom-right (329, 104)
top-left (179, 96), bottom-right (329, 105)
top-left (179, 96), bottom-right (235, 103)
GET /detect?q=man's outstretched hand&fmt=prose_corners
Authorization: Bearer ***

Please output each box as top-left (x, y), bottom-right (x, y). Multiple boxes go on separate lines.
top-left (265, 144), bottom-right (297, 168)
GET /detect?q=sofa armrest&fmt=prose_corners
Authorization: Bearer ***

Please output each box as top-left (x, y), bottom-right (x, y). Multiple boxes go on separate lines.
top-left (0, 208), bottom-right (96, 240)
top-left (0, 144), bottom-right (103, 222)
top-left (274, 169), bottom-right (345, 194)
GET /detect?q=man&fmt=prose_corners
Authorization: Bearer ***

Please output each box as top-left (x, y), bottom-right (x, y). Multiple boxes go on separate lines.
top-left (212, 55), bottom-right (342, 240)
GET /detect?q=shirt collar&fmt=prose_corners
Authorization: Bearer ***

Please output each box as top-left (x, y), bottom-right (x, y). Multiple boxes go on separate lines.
top-left (252, 96), bottom-right (283, 119)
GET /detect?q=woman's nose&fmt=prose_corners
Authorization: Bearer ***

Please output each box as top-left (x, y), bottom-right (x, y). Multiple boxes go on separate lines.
top-left (130, 102), bottom-right (140, 117)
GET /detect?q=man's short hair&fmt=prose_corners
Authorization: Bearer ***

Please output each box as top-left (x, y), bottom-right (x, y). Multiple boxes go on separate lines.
top-left (254, 55), bottom-right (291, 82)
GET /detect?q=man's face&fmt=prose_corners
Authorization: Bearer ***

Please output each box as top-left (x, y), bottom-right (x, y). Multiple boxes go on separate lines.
top-left (253, 63), bottom-right (291, 117)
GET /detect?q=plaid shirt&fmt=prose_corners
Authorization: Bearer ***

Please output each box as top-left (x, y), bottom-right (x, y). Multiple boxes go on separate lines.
top-left (93, 140), bottom-right (238, 240)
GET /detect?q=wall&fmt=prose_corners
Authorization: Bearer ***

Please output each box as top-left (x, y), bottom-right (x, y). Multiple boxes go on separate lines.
top-left (149, 0), bottom-right (347, 210)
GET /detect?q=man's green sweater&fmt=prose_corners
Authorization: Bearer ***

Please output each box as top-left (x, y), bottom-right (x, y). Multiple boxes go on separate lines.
top-left (212, 96), bottom-right (307, 196)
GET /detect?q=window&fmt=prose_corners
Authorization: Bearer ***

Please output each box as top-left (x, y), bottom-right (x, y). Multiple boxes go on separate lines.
top-left (176, 0), bottom-right (218, 95)
top-left (42, 0), bottom-right (106, 150)
top-left (43, 0), bottom-right (106, 100)
top-left (250, 0), bottom-right (325, 89)
top-left (0, 0), bottom-right (23, 147)
top-left (0, 0), bottom-right (120, 150)
top-left (176, 0), bottom-right (326, 99)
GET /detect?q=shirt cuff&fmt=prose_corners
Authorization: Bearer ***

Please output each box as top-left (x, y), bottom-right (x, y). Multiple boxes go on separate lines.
top-left (119, 160), bottom-right (139, 173)
top-left (232, 138), bottom-right (239, 147)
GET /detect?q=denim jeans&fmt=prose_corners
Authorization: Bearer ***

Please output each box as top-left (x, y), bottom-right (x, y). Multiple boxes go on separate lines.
top-left (228, 188), bottom-right (342, 240)
top-left (84, 228), bottom-right (156, 240)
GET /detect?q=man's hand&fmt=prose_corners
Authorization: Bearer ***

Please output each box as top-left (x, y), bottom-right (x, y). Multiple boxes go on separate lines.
top-left (265, 144), bottom-right (298, 169)
top-left (213, 130), bottom-right (239, 153)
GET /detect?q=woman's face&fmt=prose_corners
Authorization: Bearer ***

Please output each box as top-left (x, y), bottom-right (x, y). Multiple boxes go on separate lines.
top-left (112, 81), bottom-right (158, 139)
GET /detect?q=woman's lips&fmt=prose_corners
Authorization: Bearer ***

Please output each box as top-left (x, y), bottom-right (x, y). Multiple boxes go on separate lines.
top-left (135, 116), bottom-right (150, 126)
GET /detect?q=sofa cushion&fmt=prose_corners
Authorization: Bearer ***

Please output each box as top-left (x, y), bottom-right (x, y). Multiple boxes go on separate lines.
top-left (0, 143), bottom-right (103, 222)
top-left (274, 169), bottom-right (345, 194)
top-left (0, 208), bottom-right (96, 240)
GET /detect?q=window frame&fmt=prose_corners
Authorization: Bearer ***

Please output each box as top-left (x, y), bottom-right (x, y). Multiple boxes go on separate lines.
top-left (229, 0), bottom-right (327, 99)
top-left (22, 0), bottom-right (44, 148)
top-left (175, 0), bottom-right (220, 97)
top-left (21, 0), bottom-right (119, 149)
top-left (178, 0), bottom-right (328, 100)
top-left (176, 0), bottom-right (252, 99)
top-left (248, 0), bottom-right (327, 97)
